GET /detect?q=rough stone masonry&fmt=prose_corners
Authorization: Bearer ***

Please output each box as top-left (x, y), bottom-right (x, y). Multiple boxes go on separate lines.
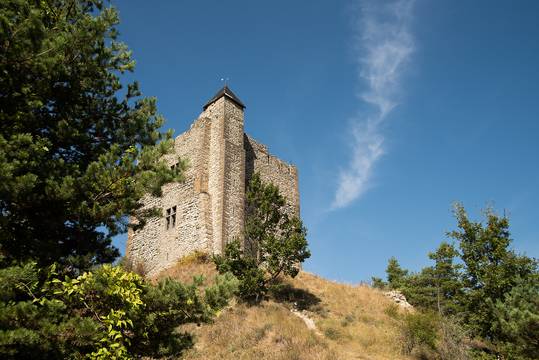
top-left (126, 86), bottom-right (300, 276)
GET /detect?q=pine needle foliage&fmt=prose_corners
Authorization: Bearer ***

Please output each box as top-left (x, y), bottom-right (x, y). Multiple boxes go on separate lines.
top-left (0, 0), bottom-right (184, 269)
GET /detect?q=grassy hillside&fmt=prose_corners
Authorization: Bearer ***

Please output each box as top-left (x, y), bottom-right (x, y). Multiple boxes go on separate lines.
top-left (157, 255), bottom-right (414, 360)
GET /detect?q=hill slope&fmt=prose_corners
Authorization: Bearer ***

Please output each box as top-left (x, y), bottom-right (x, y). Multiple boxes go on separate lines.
top-left (157, 255), bottom-right (412, 360)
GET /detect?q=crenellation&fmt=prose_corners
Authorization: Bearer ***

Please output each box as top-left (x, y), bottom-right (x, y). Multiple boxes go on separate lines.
top-left (127, 86), bottom-right (299, 276)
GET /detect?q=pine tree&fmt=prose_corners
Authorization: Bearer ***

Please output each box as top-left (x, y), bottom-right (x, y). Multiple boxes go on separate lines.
top-left (427, 242), bottom-right (463, 315)
top-left (493, 274), bottom-right (539, 359)
top-left (401, 268), bottom-right (437, 310)
top-left (449, 203), bottom-right (537, 339)
top-left (386, 256), bottom-right (408, 290)
top-left (0, 0), bottom-right (183, 269)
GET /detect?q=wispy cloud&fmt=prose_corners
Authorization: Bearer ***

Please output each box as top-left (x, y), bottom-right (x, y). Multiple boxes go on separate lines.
top-left (332, 0), bottom-right (415, 209)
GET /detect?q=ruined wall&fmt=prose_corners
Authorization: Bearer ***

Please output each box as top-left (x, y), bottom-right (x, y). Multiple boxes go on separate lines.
top-left (245, 135), bottom-right (300, 217)
top-left (127, 116), bottom-right (212, 276)
top-left (126, 194), bottom-right (162, 273)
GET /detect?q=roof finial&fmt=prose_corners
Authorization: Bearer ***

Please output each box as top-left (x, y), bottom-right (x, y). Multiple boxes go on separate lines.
top-left (203, 82), bottom-right (245, 110)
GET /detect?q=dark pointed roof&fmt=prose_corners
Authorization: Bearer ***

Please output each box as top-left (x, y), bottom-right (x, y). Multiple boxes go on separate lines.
top-left (203, 85), bottom-right (245, 110)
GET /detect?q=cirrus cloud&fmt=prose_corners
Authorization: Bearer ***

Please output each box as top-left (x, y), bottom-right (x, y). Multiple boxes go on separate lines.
top-left (332, 0), bottom-right (416, 209)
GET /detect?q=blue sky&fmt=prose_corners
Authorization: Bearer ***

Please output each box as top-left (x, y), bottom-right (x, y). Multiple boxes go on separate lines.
top-left (112, 0), bottom-right (539, 283)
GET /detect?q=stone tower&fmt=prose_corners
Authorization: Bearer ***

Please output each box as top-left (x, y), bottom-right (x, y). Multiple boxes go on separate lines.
top-left (127, 86), bottom-right (299, 276)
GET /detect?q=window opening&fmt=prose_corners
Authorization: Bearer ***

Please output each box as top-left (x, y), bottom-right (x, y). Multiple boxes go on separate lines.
top-left (165, 206), bottom-right (177, 230)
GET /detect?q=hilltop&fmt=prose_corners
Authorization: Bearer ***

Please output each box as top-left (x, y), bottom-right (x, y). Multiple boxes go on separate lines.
top-left (156, 254), bottom-right (415, 360)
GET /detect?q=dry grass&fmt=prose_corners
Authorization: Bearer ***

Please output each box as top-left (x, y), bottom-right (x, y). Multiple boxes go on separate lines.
top-left (154, 251), bottom-right (217, 284)
top-left (183, 301), bottom-right (338, 360)
top-left (162, 256), bottom-right (413, 360)
top-left (288, 272), bottom-right (412, 359)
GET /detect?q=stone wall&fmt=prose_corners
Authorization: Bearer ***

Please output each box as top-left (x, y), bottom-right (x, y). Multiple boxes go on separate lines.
top-left (127, 116), bottom-right (213, 276)
top-left (222, 99), bottom-right (246, 247)
top-left (127, 92), bottom-right (300, 277)
top-left (204, 98), bottom-right (226, 255)
top-left (201, 97), bottom-right (246, 253)
top-left (245, 135), bottom-right (300, 217)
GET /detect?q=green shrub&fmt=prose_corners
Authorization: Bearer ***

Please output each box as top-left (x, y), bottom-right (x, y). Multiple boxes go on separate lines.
top-left (400, 311), bottom-right (439, 355)
top-left (0, 263), bottom-right (101, 359)
top-left (204, 272), bottom-right (240, 311)
top-left (379, 204), bottom-right (539, 358)
top-left (0, 263), bottom-right (236, 359)
top-left (214, 240), bottom-right (266, 302)
top-left (371, 276), bottom-right (387, 289)
top-left (253, 324), bottom-right (272, 341)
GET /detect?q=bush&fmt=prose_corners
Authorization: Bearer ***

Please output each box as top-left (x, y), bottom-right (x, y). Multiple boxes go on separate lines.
top-left (468, 349), bottom-right (498, 360)
top-left (204, 272), bottom-right (240, 311)
top-left (0, 263), bottom-right (237, 359)
top-left (371, 276), bottom-right (387, 289)
top-left (400, 311), bottom-right (439, 355)
top-left (0, 262), bottom-right (101, 359)
top-left (340, 313), bottom-right (356, 327)
top-left (214, 240), bottom-right (266, 302)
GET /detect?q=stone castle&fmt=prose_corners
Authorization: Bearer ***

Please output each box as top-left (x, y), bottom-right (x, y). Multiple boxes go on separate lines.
top-left (126, 86), bottom-right (300, 275)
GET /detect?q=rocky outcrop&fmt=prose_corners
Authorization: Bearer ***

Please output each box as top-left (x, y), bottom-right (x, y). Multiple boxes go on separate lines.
top-left (384, 290), bottom-right (414, 310)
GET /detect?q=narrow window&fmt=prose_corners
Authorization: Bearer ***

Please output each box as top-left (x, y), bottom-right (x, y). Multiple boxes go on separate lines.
top-left (171, 206), bottom-right (177, 227)
top-left (165, 208), bottom-right (171, 230)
